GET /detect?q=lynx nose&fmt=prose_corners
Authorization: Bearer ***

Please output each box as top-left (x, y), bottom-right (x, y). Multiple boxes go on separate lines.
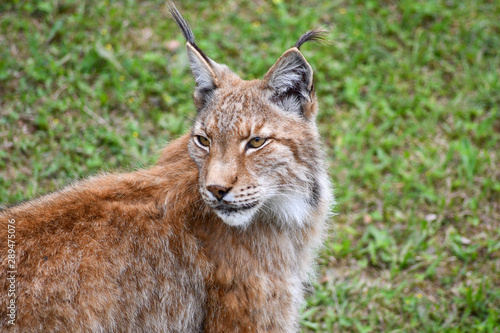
top-left (207, 185), bottom-right (230, 201)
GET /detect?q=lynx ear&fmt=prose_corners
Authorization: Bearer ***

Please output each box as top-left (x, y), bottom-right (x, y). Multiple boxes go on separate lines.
top-left (185, 44), bottom-right (220, 109)
top-left (168, 2), bottom-right (220, 109)
top-left (262, 49), bottom-right (314, 116)
top-left (262, 29), bottom-right (328, 119)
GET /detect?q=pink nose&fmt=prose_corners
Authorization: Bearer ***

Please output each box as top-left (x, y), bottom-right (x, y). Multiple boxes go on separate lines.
top-left (206, 185), bottom-right (230, 201)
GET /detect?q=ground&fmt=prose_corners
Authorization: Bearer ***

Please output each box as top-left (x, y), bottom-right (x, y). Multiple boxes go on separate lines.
top-left (0, 0), bottom-right (499, 332)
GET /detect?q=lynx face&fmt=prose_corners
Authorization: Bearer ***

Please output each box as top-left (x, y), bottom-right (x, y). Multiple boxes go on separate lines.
top-left (188, 82), bottom-right (323, 227)
top-left (171, 6), bottom-right (329, 228)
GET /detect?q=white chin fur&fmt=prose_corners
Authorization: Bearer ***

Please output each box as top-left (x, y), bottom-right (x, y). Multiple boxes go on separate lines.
top-left (212, 195), bottom-right (312, 228)
top-left (216, 209), bottom-right (257, 227)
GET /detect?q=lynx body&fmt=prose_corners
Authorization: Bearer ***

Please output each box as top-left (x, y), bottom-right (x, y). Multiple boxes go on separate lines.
top-left (0, 4), bottom-right (332, 332)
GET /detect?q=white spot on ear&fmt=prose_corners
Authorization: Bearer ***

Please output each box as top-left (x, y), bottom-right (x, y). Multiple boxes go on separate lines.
top-left (279, 95), bottom-right (302, 115)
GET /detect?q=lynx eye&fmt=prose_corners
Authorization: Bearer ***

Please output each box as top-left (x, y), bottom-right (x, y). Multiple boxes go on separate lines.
top-left (196, 135), bottom-right (210, 148)
top-left (247, 137), bottom-right (267, 149)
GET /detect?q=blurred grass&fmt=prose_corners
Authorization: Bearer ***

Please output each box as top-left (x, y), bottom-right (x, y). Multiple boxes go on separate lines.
top-left (1, 0), bottom-right (499, 331)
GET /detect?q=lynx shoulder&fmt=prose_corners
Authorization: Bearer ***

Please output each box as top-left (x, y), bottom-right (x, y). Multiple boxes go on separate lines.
top-left (0, 3), bottom-right (333, 332)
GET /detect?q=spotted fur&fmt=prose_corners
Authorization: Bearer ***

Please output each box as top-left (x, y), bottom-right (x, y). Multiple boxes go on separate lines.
top-left (0, 3), bottom-right (333, 332)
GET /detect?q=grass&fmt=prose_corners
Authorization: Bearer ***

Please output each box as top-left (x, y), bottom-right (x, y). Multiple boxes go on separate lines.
top-left (1, 0), bottom-right (499, 331)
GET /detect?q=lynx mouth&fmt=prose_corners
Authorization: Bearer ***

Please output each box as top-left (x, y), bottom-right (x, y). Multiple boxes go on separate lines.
top-left (208, 201), bottom-right (260, 227)
top-left (214, 201), bottom-right (259, 214)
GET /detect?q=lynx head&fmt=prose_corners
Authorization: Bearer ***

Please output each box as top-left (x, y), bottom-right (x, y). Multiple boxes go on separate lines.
top-left (169, 3), bottom-right (331, 228)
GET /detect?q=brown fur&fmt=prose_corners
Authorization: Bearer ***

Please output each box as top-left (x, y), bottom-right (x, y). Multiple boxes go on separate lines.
top-left (1, 5), bottom-right (332, 332)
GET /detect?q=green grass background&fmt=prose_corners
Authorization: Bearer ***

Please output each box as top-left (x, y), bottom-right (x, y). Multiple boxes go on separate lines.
top-left (1, 0), bottom-right (499, 331)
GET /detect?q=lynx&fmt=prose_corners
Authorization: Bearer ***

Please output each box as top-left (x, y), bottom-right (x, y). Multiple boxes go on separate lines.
top-left (0, 3), bottom-right (332, 332)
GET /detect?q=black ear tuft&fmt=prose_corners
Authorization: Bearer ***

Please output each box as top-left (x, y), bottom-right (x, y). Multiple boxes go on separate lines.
top-left (167, 2), bottom-right (194, 44)
top-left (294, 28), bottom-right (329, 50)
top-left (167, 2), bottom-right (211, 65)
top-left (168, 2), bottom-right (220, 109)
